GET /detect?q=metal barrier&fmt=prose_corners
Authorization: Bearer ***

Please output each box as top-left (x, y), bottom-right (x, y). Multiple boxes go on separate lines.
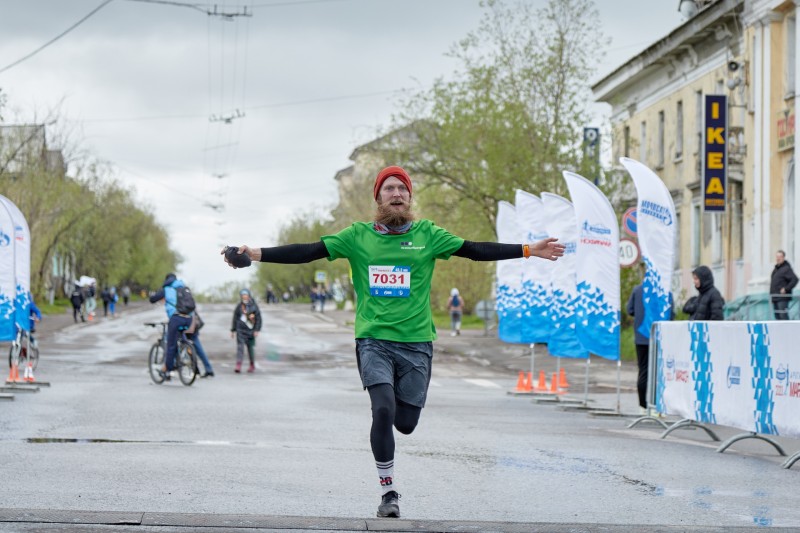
top-left (628, 320), bottom-right (800, 469)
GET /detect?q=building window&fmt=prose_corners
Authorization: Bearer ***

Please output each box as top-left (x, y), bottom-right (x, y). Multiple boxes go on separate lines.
top-left (787, 16), bottom-right (796, 97)
top-left (695, 90), bottom-right (703, 155)
top-left (640, 121), bottom-right (647, 163)
top-left (676, 101), bottom-right (684, 160)
top-left (692, 201), bottom-right (701, 267)
top-left (623, 125), bottom-right (630, 158)
top-left (657, 110), bottom-right (665, 168)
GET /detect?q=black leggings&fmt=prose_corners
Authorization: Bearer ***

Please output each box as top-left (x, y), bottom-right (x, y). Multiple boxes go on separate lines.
top-left (367, 383), bottom-right (422, 463)
top-left (636, 343), bottom-right (649, 409)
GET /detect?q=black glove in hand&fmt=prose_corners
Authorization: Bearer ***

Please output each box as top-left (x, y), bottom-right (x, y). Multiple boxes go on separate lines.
top-left (225, 246), bottom-right (252, 268)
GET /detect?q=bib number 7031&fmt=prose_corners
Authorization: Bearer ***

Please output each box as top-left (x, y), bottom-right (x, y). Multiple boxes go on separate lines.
top-left (368, 265), bottom-right (411, 297)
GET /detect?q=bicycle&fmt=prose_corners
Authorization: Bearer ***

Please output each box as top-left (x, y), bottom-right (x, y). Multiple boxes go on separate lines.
top-left (145, 322), bottom-right (198, 386)
top-left (7, 325), bottom-right (39, 374)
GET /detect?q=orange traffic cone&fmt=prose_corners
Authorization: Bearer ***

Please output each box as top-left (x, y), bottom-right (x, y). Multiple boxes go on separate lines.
top-left (515, 371), bottom-right (526, 392)
top-left (524, 372), bottom-right (533, 392)
top-left (6, 362), bottom-right (20, 383)
top-left (558, 368), bottom-right (569, 389)
top-left (550, 372), bottom-right (561, 394)
top-left (534, 370), bottom-right (547, 391)
top-left (23, 363), bottom-right (35, 383)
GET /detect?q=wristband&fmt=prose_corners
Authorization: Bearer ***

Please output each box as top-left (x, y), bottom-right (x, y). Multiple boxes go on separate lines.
top-left (522, 244), bottom-right (531, 259)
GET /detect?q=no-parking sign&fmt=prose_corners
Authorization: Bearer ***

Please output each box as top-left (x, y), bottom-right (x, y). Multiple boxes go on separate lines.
top-left (622, 207), bottom-right (637, 237)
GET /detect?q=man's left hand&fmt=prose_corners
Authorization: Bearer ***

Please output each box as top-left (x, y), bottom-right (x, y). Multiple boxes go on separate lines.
top-left (532, 238), bottom-right (566, 261)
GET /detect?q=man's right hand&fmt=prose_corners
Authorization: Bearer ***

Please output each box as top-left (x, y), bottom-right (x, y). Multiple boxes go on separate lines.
top-left (221, 245), bottom-right (260, 268)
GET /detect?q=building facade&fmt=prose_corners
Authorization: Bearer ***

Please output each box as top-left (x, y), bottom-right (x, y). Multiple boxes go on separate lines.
top-left (593, 0), bottom-right (797, 304)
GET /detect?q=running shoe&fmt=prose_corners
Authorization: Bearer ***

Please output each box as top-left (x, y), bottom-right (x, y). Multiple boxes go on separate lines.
top-left (377, 491), bottom-right (400, 518)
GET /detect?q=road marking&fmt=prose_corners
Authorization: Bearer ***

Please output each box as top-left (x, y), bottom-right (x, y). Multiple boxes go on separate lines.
top-left (464, 378), bottom-right (501, 389)
top-left (428, 379), bottom-right (442, 387)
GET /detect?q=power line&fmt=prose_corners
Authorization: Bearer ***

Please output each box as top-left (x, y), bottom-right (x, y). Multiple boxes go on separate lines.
top-left (74, 89), bottom-right (400, 123)
top-left (247, 89), bottom-right (398, 110)
top-left (0, 0), bottom-right (114, 76)
top-left (123, 0), bottom-right (207, 14)
top-left (251, 0), bottom-right (351, 6)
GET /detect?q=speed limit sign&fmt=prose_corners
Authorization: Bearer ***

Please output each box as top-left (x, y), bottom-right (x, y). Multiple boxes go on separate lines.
top-left (619, 238), bottom-right (640, 268)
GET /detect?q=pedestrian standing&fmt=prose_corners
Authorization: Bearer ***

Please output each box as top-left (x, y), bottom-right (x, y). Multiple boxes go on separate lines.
top-left (222, 165), bottom-right (565, 518)
top-left (109, 287), bottom-right (118, 318)
top-left (682, 265), bottom-right (725, 320)
top-left (121, 285), bottom-right (131, 306)
top-left (446, 288), bottom-right (464, 336)
top-left (770, 249), bottom-right (798, 320)
top-left (70, 284), bottom-right (85, 323)
top-left (230, 289), bottom-right (262, 373)
top-left (86, 282), bottom-right (98, 320)
top-left (101, 287), bottom-right (111, 317)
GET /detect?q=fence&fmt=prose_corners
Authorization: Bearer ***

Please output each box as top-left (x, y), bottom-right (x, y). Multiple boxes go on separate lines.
top-left (642, 320), bottom-right (800, 469)
top-left (724, 293), bottom-right (800, 320)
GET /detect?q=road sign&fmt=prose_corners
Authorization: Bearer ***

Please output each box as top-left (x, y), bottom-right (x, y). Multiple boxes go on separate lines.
top-left (474, 300), bottom-right (494, 321)
top-left (314, 270), bottom-right (327, 284)
top-left (619, 238), bottom-right (640, 268)
top-left (622, 207), bottom-right (637, 237)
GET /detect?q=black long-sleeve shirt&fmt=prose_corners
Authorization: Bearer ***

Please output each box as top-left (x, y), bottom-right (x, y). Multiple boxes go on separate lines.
top-left (258, 240), bottom-right (524, 264)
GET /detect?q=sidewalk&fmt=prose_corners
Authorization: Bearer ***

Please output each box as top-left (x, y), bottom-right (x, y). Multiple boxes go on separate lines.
top-left (35, 299), bottom-right (152, 341)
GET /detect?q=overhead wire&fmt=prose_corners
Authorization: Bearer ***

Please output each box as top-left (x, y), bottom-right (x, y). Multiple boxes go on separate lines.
top-left (75, 89), bottom-right (401, 123)
top-left (0, 0), bottom-right (114, 75)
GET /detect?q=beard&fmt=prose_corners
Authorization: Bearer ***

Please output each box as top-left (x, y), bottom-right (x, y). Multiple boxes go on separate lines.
top-left (375, 199), bottom-right (415, 227)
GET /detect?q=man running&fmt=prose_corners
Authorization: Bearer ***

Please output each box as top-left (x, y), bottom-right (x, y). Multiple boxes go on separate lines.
top-left (222, 165), bottom-right (564, 518)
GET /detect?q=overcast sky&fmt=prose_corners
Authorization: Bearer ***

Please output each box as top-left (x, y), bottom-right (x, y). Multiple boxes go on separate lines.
top-left (0, 0), bottom-right (684, 293)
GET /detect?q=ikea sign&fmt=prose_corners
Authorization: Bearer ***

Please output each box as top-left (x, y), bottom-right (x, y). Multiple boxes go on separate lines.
top-left (703, 94), bottom-right (727, 212)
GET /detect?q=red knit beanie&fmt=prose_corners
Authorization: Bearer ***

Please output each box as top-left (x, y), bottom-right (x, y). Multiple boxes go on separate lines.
top-left (373, 166), bottom-right (412, 201)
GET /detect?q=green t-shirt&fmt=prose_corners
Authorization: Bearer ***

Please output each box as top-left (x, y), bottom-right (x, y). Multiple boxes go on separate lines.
top-left (321, 220), bottom-right (464, 342)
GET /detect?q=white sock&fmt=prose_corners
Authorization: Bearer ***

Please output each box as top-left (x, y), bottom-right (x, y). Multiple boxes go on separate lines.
top-left (376, 459), bottom-right (395, 495)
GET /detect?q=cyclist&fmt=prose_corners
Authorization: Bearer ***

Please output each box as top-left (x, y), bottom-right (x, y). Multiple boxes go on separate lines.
top-left (149, 273), bottom-right (193, 379)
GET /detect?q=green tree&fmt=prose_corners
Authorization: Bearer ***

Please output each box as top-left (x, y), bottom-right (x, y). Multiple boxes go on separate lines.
top-left (0, 119), bottom-right (178, 299)
top-left (381, 0), bottom-right (607, 231)
top-left (253, 206), bottom-right (349, 301)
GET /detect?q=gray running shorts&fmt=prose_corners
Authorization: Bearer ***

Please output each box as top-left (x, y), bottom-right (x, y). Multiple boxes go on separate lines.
top-left (355, 338), bottom-right (433, 408)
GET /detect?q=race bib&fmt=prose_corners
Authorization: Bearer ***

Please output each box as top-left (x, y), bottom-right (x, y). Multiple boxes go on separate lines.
top-left (368, 265), bottom-right (411, 297)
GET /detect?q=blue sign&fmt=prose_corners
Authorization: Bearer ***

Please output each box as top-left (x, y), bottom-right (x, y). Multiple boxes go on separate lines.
top-left (703, 94), bottom-right (727, 212)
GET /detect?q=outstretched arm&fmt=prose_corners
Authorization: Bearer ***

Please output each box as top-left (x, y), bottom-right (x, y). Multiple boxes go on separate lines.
top-left (453, 237), bottom-right (565, 262)
top-left (222, 242), bottom-right (330, 268)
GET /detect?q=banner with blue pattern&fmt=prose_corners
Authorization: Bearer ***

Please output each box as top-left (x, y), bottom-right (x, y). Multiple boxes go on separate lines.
top-left (495, 201), bottom-right (525, 344)
top-left (562, 172), bottom-right (620, 360)
top-left (541, 193), bottom-right (587, 358)
top-left (620, 158), bottom-right (676, 339)
top-left (0, 196), bottom-right (31, 332)
top-left (514, 190), bottom-right (552, 344)
top-left (0, 199), bottom-right (16, 341)
top-left (654, 321), bottom-right (800, 437)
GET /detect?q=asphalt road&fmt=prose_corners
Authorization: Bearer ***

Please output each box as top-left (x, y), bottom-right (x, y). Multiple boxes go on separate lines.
top-left (1, 302), bottom-right (799, 532)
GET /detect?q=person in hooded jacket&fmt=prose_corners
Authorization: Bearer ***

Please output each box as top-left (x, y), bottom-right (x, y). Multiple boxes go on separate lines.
top-left (770, 249), bottom-right (798, 320)
top-left (70, 284), bottom-right (85, 323)
top-left (230, 289), bottom-right (262, 373)
top-left (682, 265), bottom-right (725, 320)
top-left (149, 273), bottom-right (194, 378)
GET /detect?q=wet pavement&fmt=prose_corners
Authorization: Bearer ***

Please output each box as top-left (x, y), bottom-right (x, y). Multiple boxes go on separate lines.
top-left (1, 302), bottom-right (799, 532)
